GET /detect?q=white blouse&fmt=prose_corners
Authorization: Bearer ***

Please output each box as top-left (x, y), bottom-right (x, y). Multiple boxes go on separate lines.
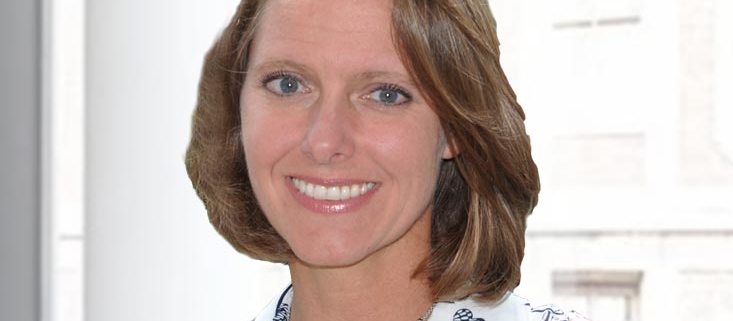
top-left (252, 284), bottom-right (588, 321)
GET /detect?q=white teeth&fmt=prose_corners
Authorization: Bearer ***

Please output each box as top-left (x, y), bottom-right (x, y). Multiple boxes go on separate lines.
top-left (306, 182), bottom-right (314, 195)
top-left (340, 186), bottom-right (350, 200)
top-left (291, 177), bottom-right (376, 200)
top-left (326, 186), bottom-right (341, 200)
top-left (314, 185), bottom-right (327, 199)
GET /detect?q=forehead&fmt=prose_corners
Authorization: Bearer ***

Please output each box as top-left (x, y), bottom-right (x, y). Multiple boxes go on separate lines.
top-left (248, 0), bottom-right (406, 74)
top-left (260, 0), bottom-right (393, 29)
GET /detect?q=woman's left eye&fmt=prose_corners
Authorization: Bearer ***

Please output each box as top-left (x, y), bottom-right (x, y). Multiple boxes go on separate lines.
top-left (366, 85), bottom-right (412, 106)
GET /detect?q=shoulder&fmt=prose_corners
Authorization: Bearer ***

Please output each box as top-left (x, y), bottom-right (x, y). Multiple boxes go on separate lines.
top-left (431, 292), bottom-right (590, 321)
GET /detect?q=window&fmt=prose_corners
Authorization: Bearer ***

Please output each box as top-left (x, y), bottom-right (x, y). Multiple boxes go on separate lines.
top-left (552, 270), bottom-right (643, 321)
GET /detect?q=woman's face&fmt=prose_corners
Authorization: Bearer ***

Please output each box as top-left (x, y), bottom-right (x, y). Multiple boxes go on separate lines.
top-left (240, 0), bottom-right (454, 267)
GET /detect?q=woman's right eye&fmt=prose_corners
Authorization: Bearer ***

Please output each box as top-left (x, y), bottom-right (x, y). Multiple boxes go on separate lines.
top-left (262, 73), bottom-right (309, 96)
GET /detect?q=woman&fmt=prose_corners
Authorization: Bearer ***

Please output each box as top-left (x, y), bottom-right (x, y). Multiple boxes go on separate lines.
top-left (186, 0), bottom-right (585, 320)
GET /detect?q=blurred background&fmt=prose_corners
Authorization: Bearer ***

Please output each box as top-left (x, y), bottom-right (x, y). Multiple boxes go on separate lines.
top-left (1, 0), bottom-right (731, 320)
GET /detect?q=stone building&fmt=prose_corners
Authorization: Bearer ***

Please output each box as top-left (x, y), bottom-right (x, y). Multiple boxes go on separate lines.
top-left (496, 0), bottom-right (733, 320)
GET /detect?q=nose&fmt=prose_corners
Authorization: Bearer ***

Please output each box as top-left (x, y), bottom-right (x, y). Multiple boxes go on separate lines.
top-left (300, 95), bottom-right (356, 164)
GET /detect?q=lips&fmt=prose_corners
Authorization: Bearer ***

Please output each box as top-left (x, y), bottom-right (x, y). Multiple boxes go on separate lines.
top-left (290, 177), bottom-right (376, 200)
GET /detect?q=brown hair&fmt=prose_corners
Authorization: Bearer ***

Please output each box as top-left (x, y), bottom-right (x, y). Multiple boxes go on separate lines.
top-left (185, 0), bottom-right (539, 302)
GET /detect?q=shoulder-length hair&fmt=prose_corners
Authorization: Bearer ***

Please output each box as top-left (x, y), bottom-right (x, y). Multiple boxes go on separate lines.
top-left (185, 0), bottom-right (540, 303)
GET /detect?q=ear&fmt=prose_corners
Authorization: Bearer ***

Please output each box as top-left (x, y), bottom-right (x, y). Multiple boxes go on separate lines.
top-left (441, 135), bottom-right (460, 160)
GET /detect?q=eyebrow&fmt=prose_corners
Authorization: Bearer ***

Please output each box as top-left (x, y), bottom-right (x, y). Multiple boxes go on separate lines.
top-left (354, 70), bottom-right (417, 87)
top-left (248, 59), bottom-right (312, 75)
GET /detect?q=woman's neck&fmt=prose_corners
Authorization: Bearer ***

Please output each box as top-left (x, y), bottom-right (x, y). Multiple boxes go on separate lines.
top-left (288, 215), bottom-right (434, 321)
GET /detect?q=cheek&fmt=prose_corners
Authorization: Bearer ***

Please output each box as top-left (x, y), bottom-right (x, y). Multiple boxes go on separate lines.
top-left (240, 110), bottom-right (266, 168)
top-left (240, 94), bottom-right (300, 166)
top-left (370, 118), bottom-right (445, 177)
top-left (240, 99), bottom-right (286, 177)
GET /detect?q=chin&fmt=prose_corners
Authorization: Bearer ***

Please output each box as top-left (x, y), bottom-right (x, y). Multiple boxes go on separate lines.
top-left (290, 243), bottom-right (373, 269)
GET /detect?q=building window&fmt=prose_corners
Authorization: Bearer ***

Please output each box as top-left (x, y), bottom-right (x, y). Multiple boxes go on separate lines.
top-left (552, 270), bottom-right (642, 321)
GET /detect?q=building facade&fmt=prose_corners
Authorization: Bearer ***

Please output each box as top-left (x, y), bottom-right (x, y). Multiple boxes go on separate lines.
top-left (500, 0), bottom-right (733, 320)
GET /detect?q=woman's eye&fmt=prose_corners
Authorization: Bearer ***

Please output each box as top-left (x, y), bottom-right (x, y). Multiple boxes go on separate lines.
top-left (262, 73), bottom-right (308, 96)
top-left (367, 85), bottom-right (412, 106)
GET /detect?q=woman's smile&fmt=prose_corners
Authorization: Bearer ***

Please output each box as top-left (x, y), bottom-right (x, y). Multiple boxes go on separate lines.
top-left (286, 176), bottom-right (380, 214)
top-left (289, 177), bottom-right (377, 201)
